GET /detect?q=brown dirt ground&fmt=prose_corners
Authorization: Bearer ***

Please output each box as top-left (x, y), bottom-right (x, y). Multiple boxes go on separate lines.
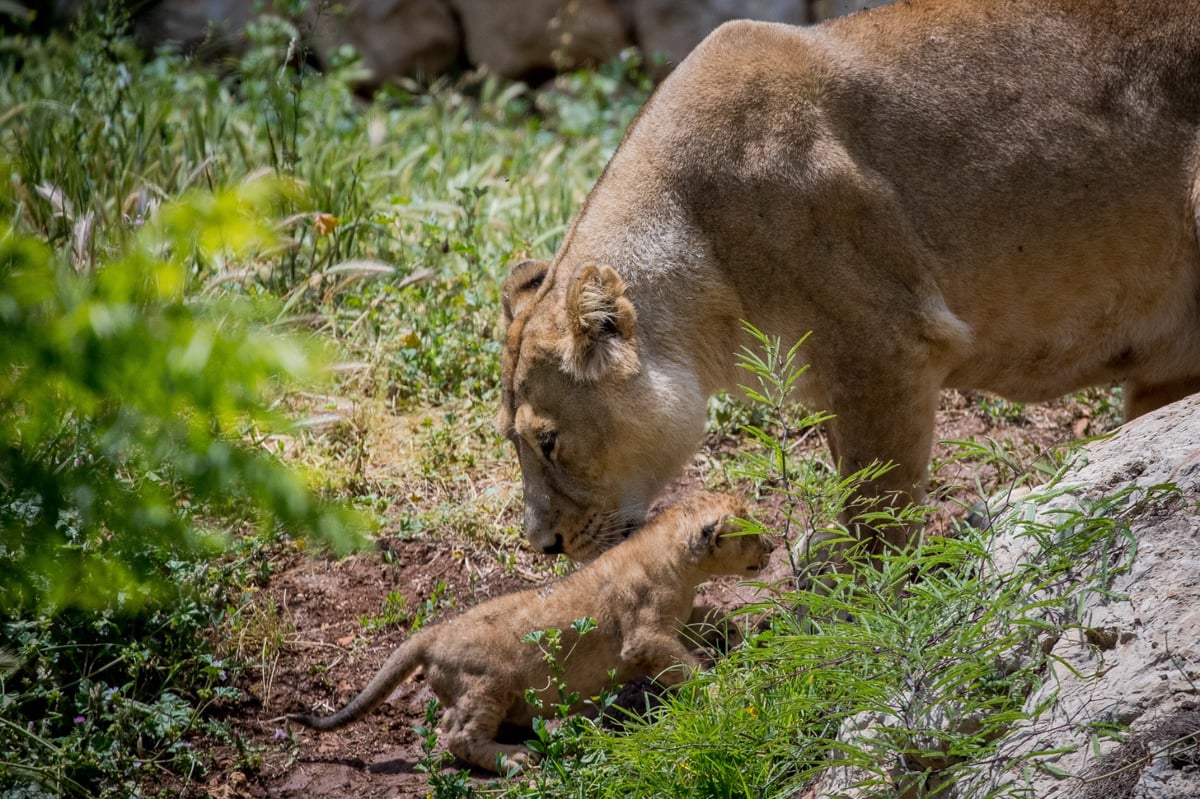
top-left (167, 388), bottom-right (1120, 799)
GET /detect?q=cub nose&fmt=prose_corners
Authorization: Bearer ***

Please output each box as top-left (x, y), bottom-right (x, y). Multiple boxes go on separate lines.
top-left (540, 534), bottom-right (565, 555)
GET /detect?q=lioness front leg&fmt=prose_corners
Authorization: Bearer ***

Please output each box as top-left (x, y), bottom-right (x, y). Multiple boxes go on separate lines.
top-left (440, 698), bottom-right (534, 774)
top-left (815, 373), bottom-right (940, 566)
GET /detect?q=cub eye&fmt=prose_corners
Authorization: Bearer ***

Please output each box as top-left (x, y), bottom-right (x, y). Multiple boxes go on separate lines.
top-left (537, 430), bottom-right (557, 461)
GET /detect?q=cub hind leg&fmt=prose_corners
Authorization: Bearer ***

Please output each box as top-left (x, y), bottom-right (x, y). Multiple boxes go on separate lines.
top-left (440, 696), bottom-right (535, 774)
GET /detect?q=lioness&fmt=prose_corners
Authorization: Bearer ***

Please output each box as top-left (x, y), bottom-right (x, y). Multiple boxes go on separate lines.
top-left (500, 0), bottom-right (1200, 561)
top-left (287, 492), bottom-right (771, 773)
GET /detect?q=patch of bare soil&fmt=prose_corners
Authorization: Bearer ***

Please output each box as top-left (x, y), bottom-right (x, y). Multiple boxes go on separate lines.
top-left (176, 390), bottom-right (1114, 799)
top-left (186, 534), bottom-right (543, 799)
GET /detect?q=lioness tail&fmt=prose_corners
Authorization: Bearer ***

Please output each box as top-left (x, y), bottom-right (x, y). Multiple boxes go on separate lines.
top-left (287, 637), bottom-right (425, 731)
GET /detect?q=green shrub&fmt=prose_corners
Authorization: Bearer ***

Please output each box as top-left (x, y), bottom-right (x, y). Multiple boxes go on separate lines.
top-left (0, 172), bottom-right (367, 795)
top-left (0, 177), bottom-right (367, 611)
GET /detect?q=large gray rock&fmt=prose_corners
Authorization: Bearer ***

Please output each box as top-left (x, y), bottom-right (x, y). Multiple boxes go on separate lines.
top-left (60, 0), bottom-right (898, 84)
top-left (630, 0), bottom-right (808, 73)
top-left (973, 393), bottom-right (1200, 799)
top-left (629, 0), bottom-right (894, 76)
top-left (812, 0), bottom-right (891, 21)
top-left (135, 0), bottom-right (462, 85)
top-left (135, 0), bottom-right (263, 55)
top-left (817, 394), bottom-right (1200, 799)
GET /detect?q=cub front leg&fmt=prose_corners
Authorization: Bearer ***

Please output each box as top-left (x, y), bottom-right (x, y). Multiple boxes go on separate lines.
top-left (621, 630), bottom-right (704, 688)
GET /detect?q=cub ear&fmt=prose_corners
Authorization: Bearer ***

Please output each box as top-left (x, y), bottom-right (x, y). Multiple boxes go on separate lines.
top-left (700, 514), bottom-right (733, 550)
top-left (563, 263), bottom-right (638, 382)
top-left (502, 259), bottom-right (550, 327)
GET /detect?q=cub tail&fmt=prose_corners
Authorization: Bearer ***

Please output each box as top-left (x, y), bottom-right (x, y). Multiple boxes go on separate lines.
top-left (287, 637), bottom-right (425, 731)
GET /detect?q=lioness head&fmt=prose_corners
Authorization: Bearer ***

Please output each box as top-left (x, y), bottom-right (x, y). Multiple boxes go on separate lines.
top-left (499, 259), bottom-right (709, 560)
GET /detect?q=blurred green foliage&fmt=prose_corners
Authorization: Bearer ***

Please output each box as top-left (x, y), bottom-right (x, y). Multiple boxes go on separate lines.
top-left (0, 177), bottom-right (367, 612)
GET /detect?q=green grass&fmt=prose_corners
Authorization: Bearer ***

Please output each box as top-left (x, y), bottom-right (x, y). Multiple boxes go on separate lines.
top-left (1, 7), bottom-right (646, 410)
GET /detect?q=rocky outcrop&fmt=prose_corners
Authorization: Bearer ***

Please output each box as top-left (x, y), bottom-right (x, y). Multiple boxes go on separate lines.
top-left (306, 0), bottom-right (462, 86)
top-left (974, 394), bottom-right (1200, 799)
top-left (816, 394), bottom-right (1200, 799)
top-left (135, 0), bottom-right (262, 56)
top-left (43, 0), bottom-right (893, 85)
top-left (448, 0), bottom-right (629, 78)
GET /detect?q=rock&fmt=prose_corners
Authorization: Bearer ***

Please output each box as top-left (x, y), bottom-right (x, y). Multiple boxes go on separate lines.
top-left (628, 0), bottom-right (893, 74)
top-left (812, 394), bottom-right (1200, 799)
top-left (135, 0), bottom-right (265, 57)
top-left (56, 0), bottom-right (898, 84)
top-left (812, 0), bottom-right (891, 22)
top-left (447, 0), bottom-right (629, 78)
top-left (970, 393), bottom-right (1200, 799)
top-left (136, 0), bottom-right (462, 86)
top-left (303, 0), bottom-right (462, 87)
top-left (629, 0), bottom-right (808, 74)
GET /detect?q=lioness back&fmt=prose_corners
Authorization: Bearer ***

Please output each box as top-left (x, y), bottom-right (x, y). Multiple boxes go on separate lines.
top-left (500, 0), bottom-right (1200, 560)
top-left (651, 5), bottom-right (1200, 396)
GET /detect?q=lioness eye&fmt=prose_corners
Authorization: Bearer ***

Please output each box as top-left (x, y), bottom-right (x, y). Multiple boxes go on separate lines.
top-left (538, 431), bottom-right (557, 461)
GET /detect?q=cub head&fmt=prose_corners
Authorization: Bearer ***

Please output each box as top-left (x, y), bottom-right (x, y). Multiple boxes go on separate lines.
top-left (499, 258), bottom-right (708, 561)
top-left (664, 491), bottom-right (773, 578)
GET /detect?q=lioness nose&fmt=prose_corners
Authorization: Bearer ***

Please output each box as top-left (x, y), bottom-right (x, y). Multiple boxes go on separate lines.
top-left (540, 534), bottom-right (564, 555)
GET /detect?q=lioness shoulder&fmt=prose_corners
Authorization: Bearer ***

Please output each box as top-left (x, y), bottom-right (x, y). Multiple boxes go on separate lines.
top-left (288, 491), bottom-right (771, 773)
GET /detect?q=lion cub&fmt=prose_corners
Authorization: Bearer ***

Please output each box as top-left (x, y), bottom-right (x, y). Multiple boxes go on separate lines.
top-left (288, 491), bottom-right (771, 773)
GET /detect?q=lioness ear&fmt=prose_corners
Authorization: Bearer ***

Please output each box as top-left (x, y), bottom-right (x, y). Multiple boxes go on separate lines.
top-left (563, 263), bottom-right (638, 382)
top-left (502, 259), bottom-right (550, 327)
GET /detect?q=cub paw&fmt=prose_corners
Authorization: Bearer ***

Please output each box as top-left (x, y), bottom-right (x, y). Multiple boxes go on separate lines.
top-left (497, 748), bottom-right (539, 776)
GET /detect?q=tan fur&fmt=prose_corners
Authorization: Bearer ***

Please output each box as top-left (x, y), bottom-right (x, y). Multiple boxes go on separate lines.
top-left (288, 492), bottom-right (772, 773)
top-left (499, 0), bottom-right (1200, 561)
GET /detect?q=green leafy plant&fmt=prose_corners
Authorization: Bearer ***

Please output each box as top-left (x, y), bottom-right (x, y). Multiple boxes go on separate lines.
top-left (0, 177), bottom-right (367, 611)
top-left (411, 580), bottom-right (457, 632)
top-left (0, 100), bottom-right (368, 794)
top-left (977, 395), bottom-right (1028, 424)
top-left (1, 552), bottom-right (259, 796)
top-left (521, 617), bottom-right (616, 784)
top-left (361, 590), bottom-right (411, 632)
